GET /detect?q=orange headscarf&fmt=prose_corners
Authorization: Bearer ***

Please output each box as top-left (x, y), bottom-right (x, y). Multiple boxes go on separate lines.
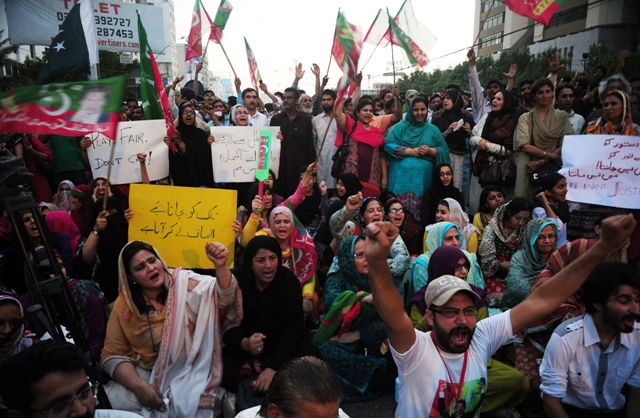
top-left (586, 90), bottom-right (635, 136)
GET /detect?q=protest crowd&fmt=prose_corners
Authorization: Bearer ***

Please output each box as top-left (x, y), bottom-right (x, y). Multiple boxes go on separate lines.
top-left (1, 7), bottom-right (640, 418)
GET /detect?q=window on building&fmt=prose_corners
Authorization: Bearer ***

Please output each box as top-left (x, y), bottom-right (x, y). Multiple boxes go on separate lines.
top-left (480, 32), bottom-right (503, 49)
top-left (547, 4), bottom-right (588, 28)
top-left (483, 12), bottom-right (505, 30)
top-left (480, 0), bottom-right (494, 14)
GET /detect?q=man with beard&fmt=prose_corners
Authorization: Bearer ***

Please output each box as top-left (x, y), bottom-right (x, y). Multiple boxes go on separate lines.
top-left (129, 106), bottom-right (145, 121)
top-left (270, 87), bottom-right (316, 197)
top-left (428, 93), bottom-right (443, 123)
top-left (312, 89), bottom-right (338, 192)
top-left (0, 341), bottom-right (140, 417)
top-left (298, 94), bottom-right (314, 117)
top-left (540, 262), bottom-right (640, 418)
top-left (362, 214), bottom-right (635, 417)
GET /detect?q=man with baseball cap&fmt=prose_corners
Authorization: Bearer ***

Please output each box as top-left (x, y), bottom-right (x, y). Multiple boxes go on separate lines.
top-left (362, 214), bottom-right (636, 417)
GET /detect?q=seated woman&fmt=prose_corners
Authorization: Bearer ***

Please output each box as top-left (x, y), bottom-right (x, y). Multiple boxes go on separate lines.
top-left (314, 237), bottom-right (399, 402)
top-left (248, 207), bottom-right (318, 319)
top-left (427, 198), bottom-right (479, 253)
top-left (533, 173), bottom-right (569, 248)
top-left (0, 292), bottom-right (36, 364)
top-left (101, 241), bottom-right (241, 415)
top-left (478, 198), bottom-right (531, 308)
top-left (410, 222), bottom-right (483, 298)
top-left (292, 165), bottom-right (323, 233)
top-left (421, 163), bottom-right (464, 227)
top-left (472, 186), bottom-right (505, 237)
top-left (503, 219), bottom-right (557, 308)
top-left (384, 198), bottom-right (422, 259)
top-left (240, 163), bottom-right (317, 248)
top-left (222, 236), bottom-right (318, 395)
top-left (44, 211), bottom-right (81, 254)
top-left (329, 193), bottom-right (410, 281)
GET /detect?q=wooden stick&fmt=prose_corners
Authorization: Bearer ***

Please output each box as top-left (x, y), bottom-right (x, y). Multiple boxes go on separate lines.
top-left (102, 141), bottom-right (116, 211)
top-left (391, 44), bottom-right (396, 85)
top-left (315, 113), bottom-right (336, 165)
top-left (360, 36), bottom-right (384, 73)
top-left (202, 37), bottom-right (211, 59)
top-left (327, 9), bottom-right (340, 78)
top-left (472, 0), bottom-right (496, 49)
top-left (214, 32), bottom-right (237, 79)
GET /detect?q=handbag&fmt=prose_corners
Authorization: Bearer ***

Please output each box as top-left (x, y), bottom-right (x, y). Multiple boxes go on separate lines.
top-left (527, 112), bottom-right (560, 186)
top-left (478, 146), bottom-right (516, 187)
top-left (331, 120), bottom-right (358, 179)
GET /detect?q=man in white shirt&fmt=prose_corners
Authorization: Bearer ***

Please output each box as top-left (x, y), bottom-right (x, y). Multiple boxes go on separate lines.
top-left (312, 89), bottom-right (338, 191)
top-left (540, 262), bottom-right (640, 418)
top-left (240, 87), bottom-right (268, 127)
top-left (362, 213), bottom-right (635, 418)
top-left (556, 85), bottom-right (585, 134)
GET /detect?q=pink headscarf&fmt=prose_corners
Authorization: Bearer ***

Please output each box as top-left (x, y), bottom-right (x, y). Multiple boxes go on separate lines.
top-left (45, 211), bottom-right (81, 253)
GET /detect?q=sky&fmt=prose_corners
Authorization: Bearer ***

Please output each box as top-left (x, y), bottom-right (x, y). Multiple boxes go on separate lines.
top-left (173, 0), bottom-right (476, 93)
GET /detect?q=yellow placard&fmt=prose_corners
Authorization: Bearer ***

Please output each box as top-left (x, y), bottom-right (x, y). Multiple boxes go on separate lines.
top-left (128, 184), bottom-right (237, 269)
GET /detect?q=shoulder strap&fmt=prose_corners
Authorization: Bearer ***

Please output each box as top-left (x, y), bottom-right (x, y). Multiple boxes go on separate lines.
top-left (344, 117), bottom-right (358, 146)
top-left (529, 111), bottom-right (534, 146)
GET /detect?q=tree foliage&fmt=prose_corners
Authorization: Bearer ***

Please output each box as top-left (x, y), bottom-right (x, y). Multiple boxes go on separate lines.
top-left (395, 44), bottom-right (639, 95)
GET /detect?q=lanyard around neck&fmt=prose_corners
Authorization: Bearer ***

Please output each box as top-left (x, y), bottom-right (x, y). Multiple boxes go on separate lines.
top-left (430, 332), bottom-right (469, 403)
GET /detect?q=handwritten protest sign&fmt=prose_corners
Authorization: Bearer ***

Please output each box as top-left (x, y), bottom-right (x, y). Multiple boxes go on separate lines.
top-left (128, 184), bottom-right (237, 268)
top-left (86, 120), bottom-right (169, 185)
top-left (559, 135), bottom-right (640, 209)
top-left (210, 126), bottom-right (281, 183)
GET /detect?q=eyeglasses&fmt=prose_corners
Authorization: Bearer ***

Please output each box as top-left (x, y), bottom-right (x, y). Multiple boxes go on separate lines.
top-left (431, 307), bottom-right (478, 318)
top-left (388, 208), bottom-right (404, 214)
top-left (455, 263), bottom-right (469, 271)
top-left (354, 252), bottom-right (365, 259)
top-left (181, 110), bottom-right (195, 115)
top-left (31, 381), bottom-right (98, 417)
top-left (439, 172), bottom-right (452, 177)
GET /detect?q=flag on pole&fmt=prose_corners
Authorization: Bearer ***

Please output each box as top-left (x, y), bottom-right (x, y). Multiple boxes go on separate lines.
top-left (331, 11), bottom-right (362, 107)
top-left (387, 9), bottom-right (429, 68)
top-left (244, 37), bottom-right (263, 92)
top-left (137, 12), bottom-right (177, 151)
top-left (363, 0), bottom-right (436, 68)
top-left (363, 9), bottom-right (391, 47)
top-left (0, 76), bottom-right (126, 140)
top-left (210, 0), bottom-right (232, 44)
top-left (37, 0), bottom-right (99, 84)
top-left (502, 0), bottom-right (565, 25)
top-left (186, 0), bottom-right (212, 60)
top-left (213, 0), bottom-right (233, 29)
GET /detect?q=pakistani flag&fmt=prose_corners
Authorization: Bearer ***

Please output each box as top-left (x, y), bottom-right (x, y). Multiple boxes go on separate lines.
top-left (37, 0), bottom-right (98, 85)
top-left (0, 76), bottom-right (126, 140)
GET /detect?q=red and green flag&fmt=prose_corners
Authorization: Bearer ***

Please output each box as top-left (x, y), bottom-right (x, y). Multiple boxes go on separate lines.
top-left (0, 76), bottom-right (126, 140)
top-left (244, 37), bottom-right (263, 93)
top-left (331, 11), bottom-right (362, 107)
top-left (210, 0), bottom-right (232, 44)
top-left (186, 0), bottom-right (213, 60)
top-left (502, 0), bottom-right (565, 25)
top-left (137, 12), bottom-right (176, 151)
top-left (387, 8), bottom-right (429, 68)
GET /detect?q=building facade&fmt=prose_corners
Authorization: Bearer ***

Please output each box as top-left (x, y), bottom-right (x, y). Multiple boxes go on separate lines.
top-left (473, 0), bottom-right (639, 69)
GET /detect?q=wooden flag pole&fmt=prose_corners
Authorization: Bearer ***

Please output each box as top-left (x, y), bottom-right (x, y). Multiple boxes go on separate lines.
top-left (102, 142), bottom-right (116, 211)
top-left (214, 32), bottom-right (238, 79)
top-left (327, 9), bottom-right (340, 78)
top-left (315, 113), bottom-right (336, 165)
top-left (391, 44), bottom-right (396, 85)
top-left (472, 0), bottom-right (496, 49)
top-left (360, 36), bottom-right (384, 73)
top-left (202, 37), bottom-right (211, 59)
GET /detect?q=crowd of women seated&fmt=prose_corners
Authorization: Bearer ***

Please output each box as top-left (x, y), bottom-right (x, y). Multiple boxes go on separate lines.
top-left (1, 74), bottom-right (639, 418)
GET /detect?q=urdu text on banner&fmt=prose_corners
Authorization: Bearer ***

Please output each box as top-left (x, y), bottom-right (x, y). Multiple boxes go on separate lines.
top-left (559, 135), bottom-right (640, 209)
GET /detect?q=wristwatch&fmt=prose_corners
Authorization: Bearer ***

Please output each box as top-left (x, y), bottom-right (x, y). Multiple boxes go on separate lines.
top-left (91, 228), bottom-right (100, 236)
